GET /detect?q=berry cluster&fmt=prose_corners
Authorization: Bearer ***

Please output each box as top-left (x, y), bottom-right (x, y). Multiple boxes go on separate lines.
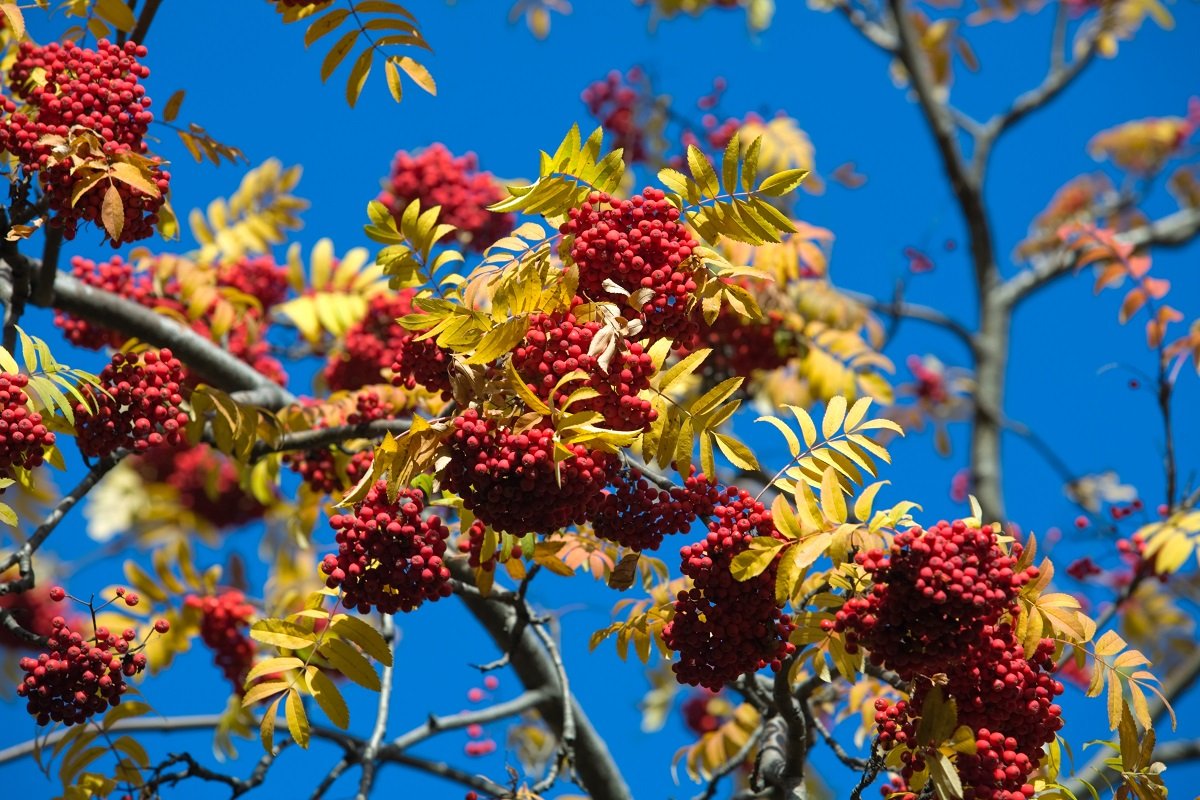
top-left (582, 69), bottom-right (650, 163)
top-left (676, 303), bottom-right (792, 384)
top-left (0, 373), bottom-right (55, 478)
top-left (325, 291), bottom-right (450, 395)
top-left (55, 256), bottom-right (143, 349)
top-left (379, 144), bottom-right (514, 252)
top-left (511, 303), bottom-right (657, 430)
top-left (664, 488), bottom-right (796, 690)
top-left (17, 614), bottom-right (166, 727)
top-left (681, 689), bottom-right (726, 735)
top-left (906, 355), bottom-right (950, 406)
top-left (0, 40), bottom-right (168, 245)
top-left (872, 626), bottom-right (1064, 800)
top-left (217, 256), bottom-right (290, 312)
top-left (562, 189), bottom-right (700, 342)
top-left (74, 349), bottom-right (189, 458)
top-left (184, 591), bottom-right (256, 695)
top-left (322, 483), bottom-right (453, 614)
top-left (442, 409), bottom-right (617, 536)
top-left (130, 442), bottom-right (266, 530)
top-left (591, 468), bottom-right (719, 551)
top-left (835, 520), bottom-right (1039, 681)
top-left (838, 520), bottom-right (1063, 799)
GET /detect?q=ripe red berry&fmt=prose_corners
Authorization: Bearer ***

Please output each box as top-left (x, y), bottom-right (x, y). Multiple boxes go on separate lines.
top-left (48, 587), bottom-right (65, 602)
top-left (562, 189), bottom-right (701, 342)
top-left (379, 144), bottom-right (514, 252)
top-left (467, 687), bottom-right (485, 703)
top-left (74, 349), bottom-right (190, 458)
top-left (153, 619), bottom-right (171, 634)
top-left (592, 468), bottom-right (719, 551)
top-left (321, 483), bottom-right (453, 614)
top-left (483, 675), bottom-right (499, 691)
top-left (0, 373), bottom-right (55, 479)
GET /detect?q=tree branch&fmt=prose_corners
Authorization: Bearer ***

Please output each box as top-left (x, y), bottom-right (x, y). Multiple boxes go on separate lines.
top-left (389, 687), bottom-right (552, 751)
top-left (843, 288), bottom-right (978, 355)
top-left (355, 616), bottom-right (396, 800)
top-left (449, 559), bottom-right (632, 800)
top-left (1001, 207), bottom-right (1200, 306)
top-left (30, 265), bottom-right (295, 407)
top-left (830, 0), bottom-right (898, 52)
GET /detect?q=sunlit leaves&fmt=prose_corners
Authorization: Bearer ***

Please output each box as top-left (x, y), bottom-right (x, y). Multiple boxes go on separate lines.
top-left (276, 0), bottom-right (435, 107)
top-left (1138, 507), bottom-right (1200, 574)
top-left (243, 595), bottom-right (394, 750)
top-left (671, 702), bottom-right (761, 782)
top-left (659, 133), bottom-right (803, 246)
top-left (490, 124), bottom-right (625, 220)
top-left (189, 159), bottom-right (308, 265)
top-left (365, 197), bottom-right (461, 290)
top-left (275, 238), bottom-right (388, 345)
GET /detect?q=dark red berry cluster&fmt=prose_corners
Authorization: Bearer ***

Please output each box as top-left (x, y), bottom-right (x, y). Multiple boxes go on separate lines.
top-left (74, 348), bottom-right (189, 458)
top-left (17, 614), bottom-right (165, 726)
top-left (562, 189), bottom-right (701, 342)
top-left (55, 256), bottom-right (143, 349)
top-left (906, 355), bottom-right (949, 405)
top-left (676, 301), bottom-right (793, 384)
top-left (442, 409), bottom-right (617, 536)
top-left (0, 40), bottom-right (169, 245)
top-left (185, 591), bottom-right (256, 695)
top-left (663, 488), bottom-right (796, 690)
top-left (379, 143), bottom-right (514, 252)
top-left (872, 625), bottom-right (1064, 800)
top-left (582, 68), bottom-right (650, 163)
top-left (591, 468), bottom-right (719, 551)
top-left (326, 291), bottom-right (449, 395)
top-left (511, 302), bottom-right (657, 430)
top-left (835, 520), bottom-right (1039, 681)
top-left (839, 520), bottom-right (1062, 799)
top-left (681, 688), bottom-right (726, 735)
top-left (322, 483), bottom-right (453, 614)
top-left (0, 373), bottom-right (55, 478)
top-left (217, 256), bottom-right (290, 312)
top-left (130, 442), bottom-right (266, 531)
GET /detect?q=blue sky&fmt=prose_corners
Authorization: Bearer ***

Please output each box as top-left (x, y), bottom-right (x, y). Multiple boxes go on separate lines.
top-left (3, 1), bottom-right (1199, 798)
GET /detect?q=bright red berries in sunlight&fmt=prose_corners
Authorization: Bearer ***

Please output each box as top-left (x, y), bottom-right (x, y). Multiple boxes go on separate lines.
top-left (0, 40), bottom-right (169, 245)
top-left (563, 189), bottom-right (700, 342)
top-left (442, 409), bottom-right (617, 536)
top-left (185, 592), bottom-right (255, 694)
top-left (379, 144), bottom-right (514, 252)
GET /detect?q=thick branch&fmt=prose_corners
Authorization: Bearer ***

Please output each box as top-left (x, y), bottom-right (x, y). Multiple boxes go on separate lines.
top-left (31, 266), bottom-right (294, 406)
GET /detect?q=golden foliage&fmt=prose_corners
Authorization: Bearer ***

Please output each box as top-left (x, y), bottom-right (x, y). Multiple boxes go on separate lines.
top-left (189, 159), bottom-right (308, 265)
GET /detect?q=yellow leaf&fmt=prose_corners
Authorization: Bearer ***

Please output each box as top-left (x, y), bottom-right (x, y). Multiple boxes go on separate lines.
top-left (345, 47), bottom-right (373, 108)
top-left (819, 467), bottom-right (847, 523)
top-left (101, 184), bottom-right (124, 242)
top-left (286, 688), bottom-right (310, 748)
top-left (305, 668), bottom-right (349, 729)
top-left (395, 56), bottom-right (436, 95)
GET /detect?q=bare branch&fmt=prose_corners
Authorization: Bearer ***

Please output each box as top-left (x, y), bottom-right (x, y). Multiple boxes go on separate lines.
top-left (251, 419), bottom-right (414, 460)
top-left (449, 559), bottom-right (632, 800)
top-left (843, 287), bottom-right (978, 355)
top-left (389, 687), bottom-right (552, 751)
top-left (355, 616), bottom-right (396, 800)
top-left (830, 0), bottom-right (898, 51)
top-left (0, 457), bottom-right (121, 595)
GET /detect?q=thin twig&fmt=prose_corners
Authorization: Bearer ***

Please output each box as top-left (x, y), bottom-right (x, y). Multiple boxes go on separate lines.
top-left (389, 687), bottom-right (552, 751)
top-left (355, 616), bottom-right (396, 800)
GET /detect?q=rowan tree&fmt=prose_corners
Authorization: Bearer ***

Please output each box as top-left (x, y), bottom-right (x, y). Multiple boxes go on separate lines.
top-left (0, 2), bottom-right (1196, 800)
